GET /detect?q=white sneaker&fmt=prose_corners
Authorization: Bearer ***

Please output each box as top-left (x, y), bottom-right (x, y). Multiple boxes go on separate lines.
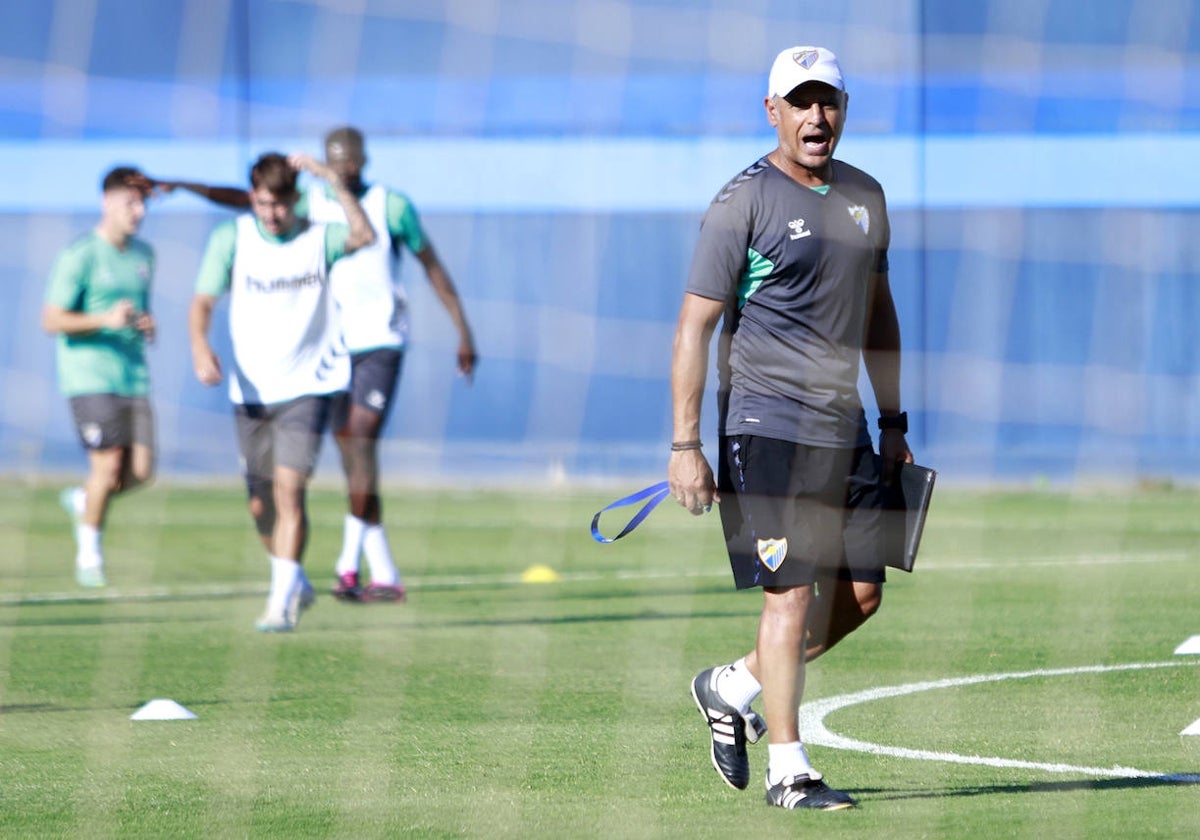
top-left (285, 577), bottom-right (316, 626)
top-left (75, 566), bottom-right (107, 588)
top-left (255, 613), bottom-right (295, 633)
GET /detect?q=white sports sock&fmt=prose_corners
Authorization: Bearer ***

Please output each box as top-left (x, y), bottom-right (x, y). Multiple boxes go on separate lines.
top-left (76, 524), bottom-right (103, 569)
top-left (336, 515), bottom-right (367, 576)
top-left (71, 487), bottom-right (86, 517)
top-left (267, 555), bottom-right (302, 618)
top-left (716, 657), bottom-right (762, 714)
top-left (362, 524), bottom-right (400, 586)
top-left (767, 742), bottom-right (818, 784)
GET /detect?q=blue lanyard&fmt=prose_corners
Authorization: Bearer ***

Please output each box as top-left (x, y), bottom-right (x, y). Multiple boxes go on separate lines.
top-left (590, 481), bottom-right (671, 543)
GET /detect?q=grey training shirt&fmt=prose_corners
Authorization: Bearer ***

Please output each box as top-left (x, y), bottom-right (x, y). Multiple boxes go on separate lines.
top-left (686, 156), bottom-right (890, 448)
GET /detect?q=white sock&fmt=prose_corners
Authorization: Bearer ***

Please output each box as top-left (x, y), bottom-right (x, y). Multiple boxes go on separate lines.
top-left (362, 524), bottom-right (400, 586)
top-left (767, 742), bottom-right (818, 784)
top-left (76, 524), bottom-right (103, 569)
top-left (716, 657), bottom-right (762, 714)
top-left (71, 487), bottom-right (86, 517)
top-left (267, 555), bottom-right (301, 618)
top-left (336, 515), bottom-right (367, 577)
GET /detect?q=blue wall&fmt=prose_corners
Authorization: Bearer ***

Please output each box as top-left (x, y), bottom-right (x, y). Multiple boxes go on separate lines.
top-left (3, 0), bottom-right (1199, 485)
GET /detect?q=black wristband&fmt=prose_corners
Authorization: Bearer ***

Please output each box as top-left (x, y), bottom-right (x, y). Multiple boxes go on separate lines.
top-left (877, 412), bottom-right (908, 434)
top-left (670, 440), bottom-right (703, 452)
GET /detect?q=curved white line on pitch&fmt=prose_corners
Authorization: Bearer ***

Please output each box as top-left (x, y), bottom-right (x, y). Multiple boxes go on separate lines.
top-left (800, 661), bottom-right (1200, 782)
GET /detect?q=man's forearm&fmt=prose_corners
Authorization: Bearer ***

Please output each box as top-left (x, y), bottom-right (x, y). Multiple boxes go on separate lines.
top-left (671, 329), bottom-right (710, 442)
top-left (864, 278), bottom-right (902, 414)
top-left (188, 297), bottom-right (213, 350)
top-left (333, 185), bottom-right (375, 252)
top-left (177, 183), bottom-right (249, 209)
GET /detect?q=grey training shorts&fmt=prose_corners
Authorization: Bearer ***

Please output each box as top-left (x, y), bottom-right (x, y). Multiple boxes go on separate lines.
top-left (69, 394), bottom-right (154, 451)
top-left (234, 395), bottom-right (333, 480)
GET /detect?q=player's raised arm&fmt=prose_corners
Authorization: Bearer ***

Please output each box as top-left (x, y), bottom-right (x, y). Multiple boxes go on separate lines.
top-left (287, 152), bottom-right (375, 253)
top-left (133, 174), bottom-right (250, 210)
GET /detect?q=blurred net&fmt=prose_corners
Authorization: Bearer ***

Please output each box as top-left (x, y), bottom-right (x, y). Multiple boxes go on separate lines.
top-left (2, 0), bottom-right (1198, 486)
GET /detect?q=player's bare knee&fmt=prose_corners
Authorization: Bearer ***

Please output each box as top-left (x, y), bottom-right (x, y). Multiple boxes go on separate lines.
top-left (249, 499), bottom-right (275, 537)
top-left (92, 468), bottom-right (123, 496)
top-left (247, 490), bottom-right (276, 537)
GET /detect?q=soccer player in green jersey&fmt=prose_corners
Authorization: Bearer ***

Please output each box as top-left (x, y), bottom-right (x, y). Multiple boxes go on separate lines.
top-left (42, 166), bottom-right (158, 588)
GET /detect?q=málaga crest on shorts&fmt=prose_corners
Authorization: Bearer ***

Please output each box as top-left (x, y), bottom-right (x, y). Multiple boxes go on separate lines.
top-left (756, 537), bottom-right (788, 572)
top-left (82, 422), bottom-right (103, 448)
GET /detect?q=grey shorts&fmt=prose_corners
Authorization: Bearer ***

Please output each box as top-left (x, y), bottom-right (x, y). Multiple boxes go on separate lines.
top-left (234, 396), bottom-right (332, 480)
top-left (331, 348), bottom-right (403, 431)
top-left (69, 394), bottom-right (154, 451)
top-left (718, 435), bottom-right (903, 589)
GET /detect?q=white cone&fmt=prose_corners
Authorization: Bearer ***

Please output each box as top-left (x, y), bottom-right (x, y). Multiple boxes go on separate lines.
top-left (1174, 635), bottom-right (1200, 655)
top-left (130, 698), bottom-right (198, 721)
top-left (1182, 718), bottom-right (1200, 736)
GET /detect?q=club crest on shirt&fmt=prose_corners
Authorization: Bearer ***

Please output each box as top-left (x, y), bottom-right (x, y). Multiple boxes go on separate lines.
top-left (847, 204), bottom-right (870, 235)
top-left (756, 537), bottom-right (788, 572)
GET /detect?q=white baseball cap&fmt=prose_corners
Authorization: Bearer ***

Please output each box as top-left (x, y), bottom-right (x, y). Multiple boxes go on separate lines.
top-left (767, 46), bottom-right (844, 97)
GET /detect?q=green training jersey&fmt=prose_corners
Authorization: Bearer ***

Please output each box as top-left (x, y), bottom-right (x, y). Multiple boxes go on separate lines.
top-left (45, 231), bottom-right (155, 397)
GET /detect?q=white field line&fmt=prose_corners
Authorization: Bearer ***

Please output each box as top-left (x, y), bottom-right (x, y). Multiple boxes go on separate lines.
top-left (916, 551), bottom-right (1192, 570)
top-left (0, 550), bottom-right (1191, 606)
top-left (800, 661), bottom-right (1200, 782)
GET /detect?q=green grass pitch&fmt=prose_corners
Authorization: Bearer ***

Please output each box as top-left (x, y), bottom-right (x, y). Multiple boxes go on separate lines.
top-left (1, 480), bottom-right (1199, 838)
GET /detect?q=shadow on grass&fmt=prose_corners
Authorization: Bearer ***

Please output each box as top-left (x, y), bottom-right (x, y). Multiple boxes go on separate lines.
top-left (0, 588), bottom-right (265, 610)
top-left (0, 612), bottom-right (230, 628)
top-left (860, 773), bottom-right (1200, 800)
top-left (423, 608), bottom-right (758, 629)
top-left (0, 597), bottom-right (757, 633)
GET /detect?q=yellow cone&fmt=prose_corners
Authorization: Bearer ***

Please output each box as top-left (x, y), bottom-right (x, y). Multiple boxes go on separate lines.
top-left (521, 564), bottom-right (561, 583)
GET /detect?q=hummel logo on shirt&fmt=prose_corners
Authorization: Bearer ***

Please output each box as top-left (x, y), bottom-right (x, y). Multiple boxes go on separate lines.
top-left (788, 218), bottom-right (811, 240)
top-left (244, 272), bottom-right (322, 293)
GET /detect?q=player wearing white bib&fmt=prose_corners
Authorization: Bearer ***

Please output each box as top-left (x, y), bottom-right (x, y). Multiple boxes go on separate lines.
top-left (147, 129), bottom-right (477, 604)
top-left (306, 127), bottom-right (476, 603)
top-left (189, 151), bottom-right (376, 632)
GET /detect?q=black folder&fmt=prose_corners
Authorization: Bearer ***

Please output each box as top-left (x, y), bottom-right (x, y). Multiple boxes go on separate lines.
top-left (887, 462), bottom-right (937, 573)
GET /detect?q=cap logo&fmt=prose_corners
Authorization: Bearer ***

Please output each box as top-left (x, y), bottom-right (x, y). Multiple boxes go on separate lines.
top-left (794, 49), bottom-right (819, 69)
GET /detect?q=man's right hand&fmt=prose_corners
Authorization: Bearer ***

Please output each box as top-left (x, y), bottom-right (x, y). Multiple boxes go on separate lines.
top-left (192, 345), bottom-right (223, 387)
top-left (105, 299), bottom-right (137, 330)
top-left (668, 448), bottom-right (719, 515)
